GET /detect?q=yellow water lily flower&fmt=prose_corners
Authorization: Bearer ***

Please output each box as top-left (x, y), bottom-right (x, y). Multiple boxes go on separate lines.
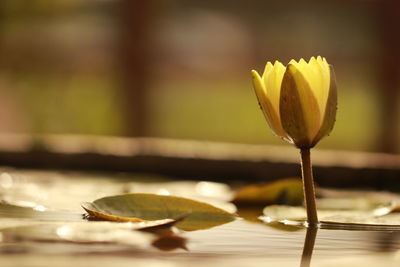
top-left (251, 56), bottom-right (337, 149)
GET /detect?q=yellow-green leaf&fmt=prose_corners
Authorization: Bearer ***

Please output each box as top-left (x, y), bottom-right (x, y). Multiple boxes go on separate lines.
top-left (232, 178), bottom-right (303, 205)
top-left (82, 193), bottom-right (236, 231)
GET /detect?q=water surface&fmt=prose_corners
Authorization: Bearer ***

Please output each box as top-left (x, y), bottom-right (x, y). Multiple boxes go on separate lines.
top-left (0, 168), bottom-right (400, 266)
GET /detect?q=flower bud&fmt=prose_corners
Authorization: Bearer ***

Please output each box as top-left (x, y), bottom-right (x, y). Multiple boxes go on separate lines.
top-left (251, 56), bottom-right (337, 148)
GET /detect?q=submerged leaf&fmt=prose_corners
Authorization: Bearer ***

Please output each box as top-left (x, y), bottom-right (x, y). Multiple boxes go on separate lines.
top-left (232, 178), bottom-right (303, 206)
top-left (82, 193), bottom-right (236, 231)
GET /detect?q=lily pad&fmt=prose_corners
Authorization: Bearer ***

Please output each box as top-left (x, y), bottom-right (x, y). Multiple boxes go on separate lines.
top-left (316, 197), bottom-right (393, 213)
top-left (1, 222), bottom-right (155, 247)
top-left (1, 219), bottom-right (189, 251)
top-left (0, 201), bottom-right (83, 221)
top-left (82, 193), bottom-right (236, 231)
top-left (260, 198), bottom-right (400, 227)
top-left (232, 178), bottom-right (303, 205)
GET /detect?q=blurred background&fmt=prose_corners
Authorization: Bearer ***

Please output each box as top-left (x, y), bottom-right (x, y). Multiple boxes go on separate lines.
top-left (0, 0), bottom-right (399, 153)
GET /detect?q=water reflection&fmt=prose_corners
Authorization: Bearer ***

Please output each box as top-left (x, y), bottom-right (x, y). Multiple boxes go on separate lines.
top-left (372, 231), bottom-right (400, 252)
top-left (297, 223), bottom-right (400, 267)
top-left (152, 234), bottom-right (188, 251)
top-left (300, 227), bottom-right (317, 267)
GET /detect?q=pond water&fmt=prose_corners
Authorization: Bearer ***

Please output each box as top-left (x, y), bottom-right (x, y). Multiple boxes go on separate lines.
top-left (1, 168), bottom-right (400, 267)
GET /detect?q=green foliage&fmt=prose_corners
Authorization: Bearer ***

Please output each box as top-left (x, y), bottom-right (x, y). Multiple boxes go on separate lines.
top-left (83, 193), bottom-right (236, 231)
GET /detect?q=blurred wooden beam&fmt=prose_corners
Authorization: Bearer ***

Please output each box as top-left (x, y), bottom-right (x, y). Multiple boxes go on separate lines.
top-left (0, 134), bottom-right (400, 191)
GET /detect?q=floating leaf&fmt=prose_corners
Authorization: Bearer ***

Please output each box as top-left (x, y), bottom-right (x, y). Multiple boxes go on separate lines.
top-left (1, 219), bottom-right (188, 251)
top-left (1, 222), bottom-right (155, 247)
top-left (232, 178), bottom-right (303, 206)
top-left (260, 198), bottom-right (398, 227)
top-left (0, 202), bottom-right (83, 221)
top-left (82, 193), bottom-right (236, 231)
top-left (125, 181), bottom-right (237, 213)
top-left (316, 198), bottom-right (393, 213)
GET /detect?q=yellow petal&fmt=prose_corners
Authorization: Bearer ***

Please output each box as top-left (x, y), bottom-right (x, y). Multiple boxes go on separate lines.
top-left (311, 65), bottom-right (337, 146)
top-left (261, 62), bottom-right (274, 78)
top-left (279, 64), bottom-right (321, 148)
top-left (262, 61), bottom-right (286, 118)
top-left (251, 70), bottom-right (288, 139)
top-left (290, 57), bottom-right (331, 124)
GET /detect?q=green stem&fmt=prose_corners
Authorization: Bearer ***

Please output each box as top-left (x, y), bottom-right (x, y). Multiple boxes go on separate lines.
top-left (300, 148), bottom-right (319, 227)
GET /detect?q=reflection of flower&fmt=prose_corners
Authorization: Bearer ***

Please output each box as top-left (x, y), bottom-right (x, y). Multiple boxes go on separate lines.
top-left (251, 56), bottom-right (337, 149)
